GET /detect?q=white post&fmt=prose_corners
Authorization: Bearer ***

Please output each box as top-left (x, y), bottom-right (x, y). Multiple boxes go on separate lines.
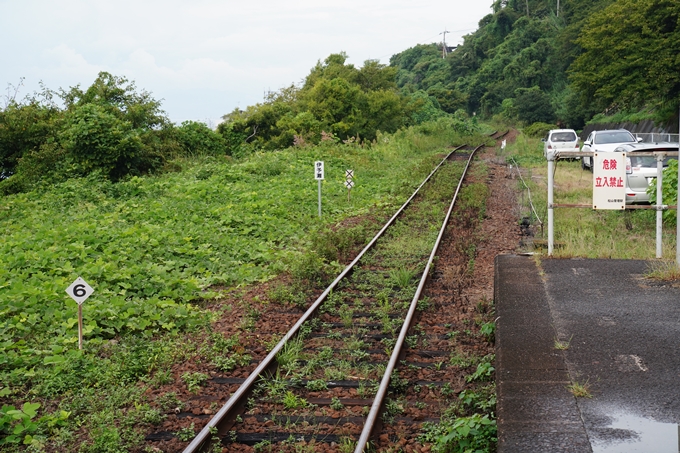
top-left (677, 106), bottom-right (680, 267)
top-left (314, 161), bottom-right (324, 218)
top-left (657, 154), bottom-right (664, 258)
top-left (318, 180), bottom-right (322, 218)
top-left (78, 304), bottom-right (83, 350)
top-left (547, 152), bottom-right (555, 256)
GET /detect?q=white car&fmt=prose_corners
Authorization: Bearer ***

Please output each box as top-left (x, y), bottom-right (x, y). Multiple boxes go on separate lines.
top-left (543, 129), bottom-right (579, 158)
top-left (613, 143), bottom-right (678, 204)
top-left (581, 129), bottom-right (639, 170)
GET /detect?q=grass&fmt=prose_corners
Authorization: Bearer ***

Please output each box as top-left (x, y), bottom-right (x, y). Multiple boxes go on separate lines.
top-left (645, 259), bottom-right (680, 280)
top-left (554, 335), bottom-right (573, 350)
top-left (567, 380), bottom-right (592, 398)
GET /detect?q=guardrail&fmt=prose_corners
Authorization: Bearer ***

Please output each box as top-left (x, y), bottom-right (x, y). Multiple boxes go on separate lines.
top-left (633, 133), bottom-right (680, 143)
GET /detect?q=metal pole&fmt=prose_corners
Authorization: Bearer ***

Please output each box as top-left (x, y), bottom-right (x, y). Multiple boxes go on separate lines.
top-left (318, 180), bottom-right (322, 218)
top-left (547, 152), bottom-right (555, 256)
top-left (78, 304), bottom-right (83, 350)
top-left (677, 105), bottom-right (680, 267)
top-left (657, 154), bottom-right (664, 258)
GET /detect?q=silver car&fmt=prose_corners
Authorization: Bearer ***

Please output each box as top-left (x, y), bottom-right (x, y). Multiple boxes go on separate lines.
top-left (581, 129), bottom-right (639, 170)
top-left (612, 143), bottom-right (678, 204)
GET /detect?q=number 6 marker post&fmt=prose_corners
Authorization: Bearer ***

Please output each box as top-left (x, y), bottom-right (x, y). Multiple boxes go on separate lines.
top-left (66, 277), bottom-right (94, 350)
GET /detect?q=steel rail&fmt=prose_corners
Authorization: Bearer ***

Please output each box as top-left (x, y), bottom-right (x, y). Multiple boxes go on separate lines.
top-left (182, 145), bottom-right (467, 453)
top-left (353, 144), bottom-right (483, 453)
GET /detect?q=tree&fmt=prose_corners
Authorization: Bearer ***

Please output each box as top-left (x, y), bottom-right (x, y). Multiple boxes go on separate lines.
top-left (514, 86), bottom-right (555, 124)
top-left (0, 100), bottom-right (59, 177)
top-left (175, 121), bottom-right (227, 157)
top-left (570, 0), bottom-right (680, 117)
top-left (219, 53), bottom-right (408, 148)
top-left (60, 72), bottom-right (167, 130)
top-left (59, 103), bottom-right (156, 180)
top-left (0, 72), bottom-right (172, 191)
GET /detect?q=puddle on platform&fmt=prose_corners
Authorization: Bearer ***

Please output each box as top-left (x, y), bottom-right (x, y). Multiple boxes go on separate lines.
top-left (591, 412), bottom-right (678, 453)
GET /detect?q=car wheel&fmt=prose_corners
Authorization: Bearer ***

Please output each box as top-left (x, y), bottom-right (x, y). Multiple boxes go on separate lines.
top-left (581, 158), bottom-right (587, 170)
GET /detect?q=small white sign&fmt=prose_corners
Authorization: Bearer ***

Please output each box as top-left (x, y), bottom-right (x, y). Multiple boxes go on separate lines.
top-left (66, 277), bottom-right (94, 305)
top-left (345, 169), bottom-right (354, 179)
top-left (314, 161), bottom-right (324, 180)
top-left (592, 152), bottom-right (626, 210)
top-left (345, 180), bottom-right (355, 189)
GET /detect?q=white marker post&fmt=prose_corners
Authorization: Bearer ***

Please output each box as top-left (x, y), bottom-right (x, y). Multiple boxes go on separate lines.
top-left (65, 277), bottom-right (94, 350)
top-left (345, 169), bottom-right (354, 202)
top-left (315, 161), bottom-right (324, 217)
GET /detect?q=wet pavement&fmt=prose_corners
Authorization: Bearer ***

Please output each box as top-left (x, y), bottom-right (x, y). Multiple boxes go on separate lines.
top-left (495, 255), bottom-right (680, 453)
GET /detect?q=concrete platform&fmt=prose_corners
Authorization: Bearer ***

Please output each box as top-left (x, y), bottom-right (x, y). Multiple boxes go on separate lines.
top-left (495, 255), bottom-right (680, 453)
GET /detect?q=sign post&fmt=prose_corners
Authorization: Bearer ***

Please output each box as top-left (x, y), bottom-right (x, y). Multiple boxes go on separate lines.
top-left (592, 152), bottom-right (626, 210)
top-left (315, 161), bottom-right (324, 218)
top-left (65, 277), bottom-right (94, 350)
top-left (345, 169), bottom-right (354, 202)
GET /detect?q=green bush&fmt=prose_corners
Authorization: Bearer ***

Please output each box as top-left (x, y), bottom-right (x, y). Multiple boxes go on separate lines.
top-left (0, 99), bottom-right (59, 177)
top-left (523, 122), bottom-right (556, 138)
top-left (60, 103), bottom-right (161, 180)
top-left (175, 121), bottom-right (228, 157)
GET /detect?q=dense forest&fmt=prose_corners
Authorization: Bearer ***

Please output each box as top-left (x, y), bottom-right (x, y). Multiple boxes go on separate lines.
top-left (1, 0), bottom-right (679, 193)
top-left (392, 0), bottom-right (680, 130)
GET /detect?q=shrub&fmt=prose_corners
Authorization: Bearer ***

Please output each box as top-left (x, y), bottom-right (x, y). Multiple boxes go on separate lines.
top-left (175, 121), bottom-right (228, 157)
top-left (523, 122), bottom-right (556, 138)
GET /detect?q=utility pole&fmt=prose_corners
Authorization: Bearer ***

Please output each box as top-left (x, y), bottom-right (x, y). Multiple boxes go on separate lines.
top-left (557, 0), bottom-right (560, 17)
top-left (440, 29), bottom-right (449, 58)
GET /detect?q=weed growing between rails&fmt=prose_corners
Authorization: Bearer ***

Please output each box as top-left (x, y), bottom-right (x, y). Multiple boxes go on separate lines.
top-left (399, 155), bottom-right (502, 453)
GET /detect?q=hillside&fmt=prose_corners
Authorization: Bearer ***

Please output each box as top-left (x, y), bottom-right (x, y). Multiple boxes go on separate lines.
top-left (390, 0), bottom-right (680, 130)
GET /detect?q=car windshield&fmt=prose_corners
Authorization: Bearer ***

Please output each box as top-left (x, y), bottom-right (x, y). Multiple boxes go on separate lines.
top-left (594, 131), bottom-right (635, 144)
top-left (550, 132), bottom-right (577, 142)
top-left (629, 155), bottom-right (675, 168)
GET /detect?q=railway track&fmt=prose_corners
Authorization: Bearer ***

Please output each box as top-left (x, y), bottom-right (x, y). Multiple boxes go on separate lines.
top-left (147, 135), bottom-right (507, 452)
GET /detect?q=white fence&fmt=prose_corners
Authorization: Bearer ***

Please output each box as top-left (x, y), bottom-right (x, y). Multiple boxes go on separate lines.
top-left (633, 132), bottom-right (680, 143)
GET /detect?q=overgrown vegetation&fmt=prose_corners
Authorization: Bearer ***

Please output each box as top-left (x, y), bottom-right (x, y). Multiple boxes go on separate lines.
top-left (0, 112), bottom-right (482, 450)
top-left (0, 73), bottom-right (229, 194)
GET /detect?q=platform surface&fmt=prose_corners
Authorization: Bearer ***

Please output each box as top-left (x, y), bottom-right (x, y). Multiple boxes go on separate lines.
top-left (495, 255), bottom-right (680, 453)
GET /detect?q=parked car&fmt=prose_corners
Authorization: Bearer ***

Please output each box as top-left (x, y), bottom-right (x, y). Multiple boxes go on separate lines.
top-left (581, 129), bottom-right (640, 170)
top-left (543, 129), bottom-right (579, 158)
top-left (612, 143), bottom-right (678, 204)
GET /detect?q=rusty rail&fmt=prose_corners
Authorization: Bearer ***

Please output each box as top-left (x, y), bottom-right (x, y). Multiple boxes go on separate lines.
top-left (353, 144), bottom-right (483, 452)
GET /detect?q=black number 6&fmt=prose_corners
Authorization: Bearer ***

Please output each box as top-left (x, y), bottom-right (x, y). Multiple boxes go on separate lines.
top-left (73, 284), bottom-right (87, 297)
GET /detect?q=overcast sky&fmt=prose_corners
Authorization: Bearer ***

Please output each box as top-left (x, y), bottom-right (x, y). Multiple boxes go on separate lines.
top-left (1, 1), bottom-right (493, 125)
